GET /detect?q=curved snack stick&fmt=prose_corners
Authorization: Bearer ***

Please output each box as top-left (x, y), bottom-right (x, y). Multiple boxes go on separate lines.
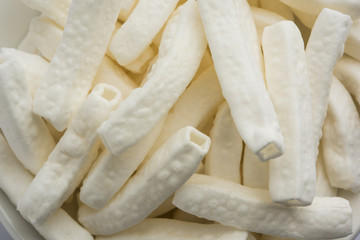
top-left (0, 48), bottom-right (49, 98)
top-left (345, 20), bottom-right (360, 61)
top-left (78, 126), bottom-right (210, 235)
top-left (198, 0), bottom-right (284, 162)
top-left (334, 55), bottom-right (360, 105)
top-left (20, 0), bottom-right (71, 27)
top-left (279, 0), bottom-right (360, 19)
top-left (18, 84), bottom-right (122, 224)
top-left (0, 134), bottom-right (93, 240)
top-left (263, 21), bottom-right (315, 206)
top-left (0, 57), bottom-right (55, 174)
top-left (173, 174), bottom-right (352, 239)
top-left (95, 218), bottom-right (253, 240)
top-left (80, 117), bottom-right (165, 209)
top-left (109, 0), bottom-right (179, 66)
top-left (205, 101), bottom-right (243, 183)
top-left (33, 0), bottom-right (124, 131)
top-left (306, 8), bottom-right (352, 157)
top-left (98, 0), bottom-right (207, 156)
top-left (321, 77), bottom-right (360, 193)
top-left (242, 145), bottom-right (269, 189)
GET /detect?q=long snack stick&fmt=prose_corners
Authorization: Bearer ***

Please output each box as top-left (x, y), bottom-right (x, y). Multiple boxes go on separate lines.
top-left (173, 174), bottom-right (352, 239)
top-left (321, 77), bottom-right (360, 193)
top-left (33, 0), bottom-right (124, 131)
top-left (0, 57), bottom-right (55, 174)
top-left (205, 101), bottom-right (243, 183)
top-left (95, 218), bottom-right (253, 240)
top-left (18, 84), bottom-right (122, 224)
top-left (263, 21), bottom-right (315, 206)
top-left (0, 134), bottom-right (93, 240)
top-left (98, 0), bottom-right (207, 156)
top-left (78, 126), bottom-right (210, 235)
top-left (110, 0), bottom-right (179, 66)
top-left (198, 0), bottom-right (284, 162)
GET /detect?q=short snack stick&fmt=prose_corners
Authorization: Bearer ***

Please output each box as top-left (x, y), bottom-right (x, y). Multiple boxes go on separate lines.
top-left (0, 57), bottom-right (55, 174)
top-left (95, 218), bottom-right (254, 240)
top-left (173, 174), bottom-right (352, 239)
top-left (263, 21), bottom-right (315, 206)
top-left (98, 0), bottom-right (207, 156)
top-left (78, 126), bottom-right (210, 235)
top-left (33, 0), bottom-right (124, 131)
top-left (0, 134), bottom-right (93, 240)
top-left (18, 84), bottom-right (122, 224)
top-left (198, 0), bottom-right (284, 161)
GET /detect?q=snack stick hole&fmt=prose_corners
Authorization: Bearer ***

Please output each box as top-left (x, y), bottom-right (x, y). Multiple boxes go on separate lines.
top-left (189, 128), bottom-right (208, 150)
top-left (93, 83), bottom-right (121, 103)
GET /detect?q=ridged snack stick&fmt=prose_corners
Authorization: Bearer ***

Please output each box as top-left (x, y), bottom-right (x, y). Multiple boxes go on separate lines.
top-left (95, 218), bottom-right (254, 240)
top-left (263, 21), bottom-right (315, 206)
top-left (33, 0), bottom-right (124, 131)
top-left (0, 57), bottom-right (55, 174)
top-left (78, 126), bottom-right (210, 235)
top-left (321, 77), bottom-right (360, 192)
top-left (173, 174), bottom-right (352, 239)
top-left (205, 101), bottom-right (243, 183)
top-left (0, 134), bottom-right (93, 240)
top-left (109, 0), bottom-right (179, 66)
top-left (18, 84), bottom-right (122, 224)
top-left (98, 0), bottom-right (207, 156)
top-left (198, 0), bottom-right (284, 162)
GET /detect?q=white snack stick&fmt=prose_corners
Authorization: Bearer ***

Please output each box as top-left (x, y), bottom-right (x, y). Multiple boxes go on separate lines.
top-left (172, 209), bottom-right (211, 224)
top-left (205, 101), bottom-right (242, 183)
top-left (321, 77), bottom-right (360, 193)
top-left (98, 0), bottom-right (207, 156)
top-left (20, 0), bottom-right (71, 27)
top-left (0, 57), bottom-right (55, 174)
top-left (33, 0), bottom-right (123, 131)
top-left (92, 56), bottom-right (137, 99)
top-left (279, 0), bottom-right (360, 19)
top-left (250, 7), bottom-right (286, 42)
top-left (95, 218), bottom-right (253, 240)
top-left (123, 46), bottom-right (155, 73)
top-left (80, 117), bottom-right (165, 209)
top-left (0, 47), bottom-right (49, 98)
top-left (334, 55), bottom-right (360, 105)
top-left (0, 134), bottom-right (93, 240)
top-left (263, 21), bottom-right (315, 206)
top-left (306, 8), bottom-right (352, 157)
top-left (259, 0), bottom-right (294, 20)
top-left (109, 0), bottom-right (179, 66)
top-left (315, 145), bottom-right (338, 197)
top-left (118, 0), bottom-right (138, 22)
top-left (78, 126), bottom-right (211, 235)
top-left (337, 190), bottom-right (360, 240)
top-left (291, 8), bottom-right (317, 29)
top-left (173, 174), bottom-right (352, 239)
top-left (18, 84), bottom-right (122, 224)
top-left (198, 0), bottom-right (284, 162)
top-left (345, 19), bottom-right (360, 61)
top-left (243, 145), bottom-right (269, 189)
top-left (148, 66), bottom-right (223, 156)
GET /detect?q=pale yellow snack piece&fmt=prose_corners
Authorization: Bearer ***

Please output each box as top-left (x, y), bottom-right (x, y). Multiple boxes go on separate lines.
top-left (173, 174), bottom-right (352, 239)
top-left (259, 0), bottom-right (294, 20)
top-left (345, 19), bottom-right (360, 61)
top-left (79, 127), bottom-right (210, 235)
top-left (198, 0), bottom-right (284, 162)
top-left (123, 46), bottom-right (155, 73)
top-left (291, 8), bottom-right (317, 29)
top-left (242, 145), bottom-right (269, 189)
top-left (33, 0), bottom-right (124, 131)
top-left (205, 101), bottom-right (243, 183)
top-left (98, 0), bottom-right (207, 156)
top-left (18, 84), bottom-right (122, 224)
top-left (147, 194), bottom-right (175, 218)
top-left (118, 0), bottom-right (138, 22)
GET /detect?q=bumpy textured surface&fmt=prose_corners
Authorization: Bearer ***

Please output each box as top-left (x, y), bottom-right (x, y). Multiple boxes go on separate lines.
top-left (173, 174), bottom-right (352, 239)
top-left (18, 84), bottom-right (121, 224)
top-left (79, 127), bottom-right (210, 235)
top-left (0, 58), bottom-right (55, 174)
top-left (98, 0), bottom-right (207, 156)
top-left (33, 0), bottom-right (123, 131)
top-left (95, 218), bottom-right (252, 240)
top-left (110, 0), bottom-right (179, 66)
top-left (198, 0), bottom-right (284, 161)
top-left (263, 21), bottom-right (315, 206)
top-left (322, 78), bottom-right (360, 192)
